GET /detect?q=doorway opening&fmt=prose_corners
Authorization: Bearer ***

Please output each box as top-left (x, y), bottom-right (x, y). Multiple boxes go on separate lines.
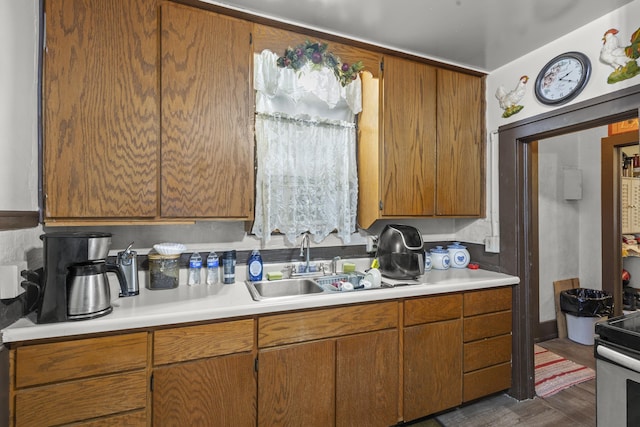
top-left (497, 84), bottom-right (640, 400)
top-left (533, 126), bottom-right (608, 342)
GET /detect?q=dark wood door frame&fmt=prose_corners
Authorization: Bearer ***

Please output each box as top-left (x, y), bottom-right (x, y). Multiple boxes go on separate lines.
top-left (602, 129), bottom-right (639, 305)
top-left (498, 84), bottom-right (640, 400)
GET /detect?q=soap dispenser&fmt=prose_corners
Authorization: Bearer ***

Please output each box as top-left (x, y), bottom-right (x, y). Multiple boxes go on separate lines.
top-left (248, 250), bottom-right (263, 281)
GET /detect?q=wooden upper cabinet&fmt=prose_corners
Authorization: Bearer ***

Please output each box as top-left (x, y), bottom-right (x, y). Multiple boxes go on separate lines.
top-left (381, 56), bottom-right (437, 218)
top-left (436, 69), bottom-right (485, 216)
top-left (44, 0), bottom-right (159, 219)
top-left (160, 3), bottom-right (254, 218)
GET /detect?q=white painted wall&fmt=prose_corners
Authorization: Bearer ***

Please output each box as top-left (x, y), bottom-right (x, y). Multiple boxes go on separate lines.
top-left (459, 0), bottom-right (640, 248)
top-left (0, 0), bottom-right (39, 211)
top-left (538, 127), bottom-right (605, 323)
top-left (0, 0), bottom-right (42, 269)
top-left (486, 0), bottom-right (640, 132)
top-left (482, 0), bottom-right (638, 322)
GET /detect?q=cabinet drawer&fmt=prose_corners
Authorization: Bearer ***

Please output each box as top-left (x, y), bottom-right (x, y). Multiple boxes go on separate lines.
top-left (15, 370), bottom-right (147, 426)
top-left (404, 294), bottom-right (462, 326)
top-left (463, 311), bottom-right (512, 342)
top-left (463, 362), bottom-right (511, 402)
top-left (464, 286), bottom-right (512, 317)
top-left (259, 302), bottom-right (398, 348)
top-left (15, 332), bottom-right (148, 388)
top-left (463, 334), bottom-right (511, 372)
top-left (68, 409), bottom-right (146, 427)
top-left (154, 319), bottom-right (254, 365)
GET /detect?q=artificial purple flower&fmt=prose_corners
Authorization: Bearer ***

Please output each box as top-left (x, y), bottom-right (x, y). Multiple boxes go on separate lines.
top-left (311, 52), bottom-right (323, 64)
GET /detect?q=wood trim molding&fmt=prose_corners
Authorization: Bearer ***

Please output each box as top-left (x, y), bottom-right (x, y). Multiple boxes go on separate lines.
top-left (536, 320), bottom-right (558, 342)
top-left (498, 83), bottom-right (640, 401)
top-left (0, 211), bottom-right (39, 231)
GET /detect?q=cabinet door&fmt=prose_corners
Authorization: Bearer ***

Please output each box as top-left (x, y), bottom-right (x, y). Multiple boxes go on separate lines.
top-left (161, 3), bottom-right (254, 218)
top-left (336, 330), bottom-right (399, 427)
top-left (153, 353), bottom-right (256, 427)
top-left (381, 55), bottom-right (437, 217)
top-left (258, 341), bottom-right (335, 426)
top-left (403, 319), bottom-right (462, 421)
top-left (436, 69), bottom-right (484, 216)
top-left (44, 0), bottom-right (159, 219)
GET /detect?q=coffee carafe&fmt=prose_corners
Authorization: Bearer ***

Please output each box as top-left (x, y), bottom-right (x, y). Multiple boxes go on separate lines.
top-left (34, 232), bottom-right (127, 323)
top-left (67, 261), bottom-right (125, 320)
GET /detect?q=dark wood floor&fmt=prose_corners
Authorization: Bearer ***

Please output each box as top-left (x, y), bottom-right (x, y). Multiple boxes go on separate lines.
top-left (417, 338), bottom-right (596, 427)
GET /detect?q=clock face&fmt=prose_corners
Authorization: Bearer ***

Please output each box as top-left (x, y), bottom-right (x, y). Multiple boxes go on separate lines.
top-left (535, 52), bottom-right (591, 105)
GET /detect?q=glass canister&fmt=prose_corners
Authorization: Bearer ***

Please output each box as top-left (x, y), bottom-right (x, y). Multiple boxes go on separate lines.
top-left (148, 252), bottom-right (180, 290)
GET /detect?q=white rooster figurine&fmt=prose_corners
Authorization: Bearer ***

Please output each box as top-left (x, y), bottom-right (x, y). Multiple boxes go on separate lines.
top-left (600, 27), bottom-right (640, 84)
top-left (600, 28), bottom-right (633, 70)
top-left (495, 75), bottom-right (528, 118)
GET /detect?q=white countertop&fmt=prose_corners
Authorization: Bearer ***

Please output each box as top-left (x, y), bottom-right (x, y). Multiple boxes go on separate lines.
top-left (1, 263), bottom-right (519, 344)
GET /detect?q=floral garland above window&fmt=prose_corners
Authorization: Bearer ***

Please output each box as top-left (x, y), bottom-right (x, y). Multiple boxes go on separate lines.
top-left (276, 40), bottom-right (365, 87)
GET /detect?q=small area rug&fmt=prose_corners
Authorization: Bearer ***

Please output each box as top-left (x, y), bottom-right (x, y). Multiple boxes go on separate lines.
top-left (534, 344), bottom-right (595, 398)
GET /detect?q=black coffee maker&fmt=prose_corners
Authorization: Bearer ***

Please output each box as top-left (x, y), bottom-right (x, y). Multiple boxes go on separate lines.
top-left (26, 232), bottom-right (123, 324)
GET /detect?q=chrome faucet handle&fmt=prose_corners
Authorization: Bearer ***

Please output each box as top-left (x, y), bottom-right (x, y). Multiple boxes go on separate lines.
top-left (282, 265), bottom-right (293, 279)
top-left (331, 256), bottom-right (341, 274)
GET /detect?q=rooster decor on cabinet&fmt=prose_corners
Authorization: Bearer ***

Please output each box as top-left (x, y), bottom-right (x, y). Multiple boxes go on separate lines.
top-left (600, 27), bottom-right (640, 83)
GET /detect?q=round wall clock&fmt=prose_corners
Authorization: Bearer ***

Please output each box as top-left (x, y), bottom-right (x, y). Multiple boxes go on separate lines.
top-left (534, 51), bottom-right (591, 106)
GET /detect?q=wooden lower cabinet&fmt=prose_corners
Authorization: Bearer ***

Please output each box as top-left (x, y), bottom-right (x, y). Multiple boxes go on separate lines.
top-left (462, 287), bottom-right (513, 402)
top-left (152, 319), bottom-right (256, 426)
top-left (403, 319), bottom-right (462, 421)
top-left (403, 293), bottom-right (463, 421)
top-left (6, 287), bottom-right (513, 426)
top-left (153, 353), bottom-right (256, 426)
top-left (10, 333), bottom-right (149, 426)
top-left (258, 330), bottom-right (399, 427)
top-left (258, 340), bottom-right (335, 426)
top-left (336, 329), bottom-right (399, 427)
top-left (257, 302), bottom-right (399, 426)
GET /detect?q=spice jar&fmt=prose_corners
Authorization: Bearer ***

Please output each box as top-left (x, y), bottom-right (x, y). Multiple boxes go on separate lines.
top-left (148, 252), bottom-right (180, 290)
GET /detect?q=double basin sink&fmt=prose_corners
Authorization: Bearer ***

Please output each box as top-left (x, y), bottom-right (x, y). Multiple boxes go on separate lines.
top-left (246, 273), bottom-right (364, 301)
top-left (246, 278), bottom-right (325, 301)
top-left (245, 273), bottom-right (417, 301)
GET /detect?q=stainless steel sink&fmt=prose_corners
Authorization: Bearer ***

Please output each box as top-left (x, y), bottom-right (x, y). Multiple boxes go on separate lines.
top-left (246, 278), bottom-right (326, 301)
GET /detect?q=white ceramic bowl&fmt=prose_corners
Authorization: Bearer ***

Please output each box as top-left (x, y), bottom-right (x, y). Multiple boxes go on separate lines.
top-left (365, 268), bottom-right (382, 288)
top-left (153, 242), bottom-right (186, 256)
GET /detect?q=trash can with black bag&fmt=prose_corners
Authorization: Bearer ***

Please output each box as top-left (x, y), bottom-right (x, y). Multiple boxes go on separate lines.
top-left (560, 288), bottom-right (613, 345)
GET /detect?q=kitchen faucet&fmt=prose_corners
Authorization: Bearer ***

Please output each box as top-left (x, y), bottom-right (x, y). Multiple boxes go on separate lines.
top-left (299, 232), bottom-right (311, 273)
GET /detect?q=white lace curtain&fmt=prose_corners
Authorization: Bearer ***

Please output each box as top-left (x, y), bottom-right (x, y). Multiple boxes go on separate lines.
top-left (252, 50), bottom-right (361, 244)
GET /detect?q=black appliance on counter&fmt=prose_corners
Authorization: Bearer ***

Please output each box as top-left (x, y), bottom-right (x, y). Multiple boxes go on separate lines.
top-left (376, 224), bottom-right (424, 279)
top-left (594, 312), bottom-right (640, 426)
top-left (22, 232), bottom-right (126, 324)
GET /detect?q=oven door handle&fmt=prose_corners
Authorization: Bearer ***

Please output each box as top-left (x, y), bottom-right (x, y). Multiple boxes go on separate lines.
top-left (598, 344), bottom-right (640, 373)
